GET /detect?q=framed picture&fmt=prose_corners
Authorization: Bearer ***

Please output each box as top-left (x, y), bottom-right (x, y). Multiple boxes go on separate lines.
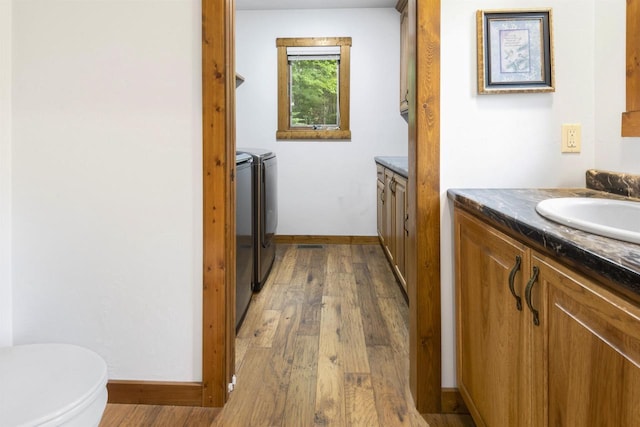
top-left (477, 9), bottom-right (554, 94)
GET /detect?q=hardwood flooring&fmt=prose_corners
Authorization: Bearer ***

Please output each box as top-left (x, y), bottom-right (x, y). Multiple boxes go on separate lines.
top-left (100, 404), bottom-right (220, 426)
top-left (217, 243), bottom-right (420, 426)
top-left (100, 244), bottom-right (474, 427)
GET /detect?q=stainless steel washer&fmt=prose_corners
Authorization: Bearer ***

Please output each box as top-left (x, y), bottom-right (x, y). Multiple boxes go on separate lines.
top-left (237, 148), bottom-right (277, 292)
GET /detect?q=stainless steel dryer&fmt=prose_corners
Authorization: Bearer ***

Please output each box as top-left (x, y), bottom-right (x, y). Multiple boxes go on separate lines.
top-left (235, 152), bottom-right (253, 331)
top-left (237, 148), bottom-right (277, 292)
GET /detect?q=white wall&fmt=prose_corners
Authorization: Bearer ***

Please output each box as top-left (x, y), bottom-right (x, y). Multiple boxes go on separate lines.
top-left (236, 8), bottom-right (408, 236)
top-left (0, 0), bottom-right (13, 347)
top-left (594, 0), bottom-right (640, 172)
top-left (440, 1), bottom-right (597, 386)
top-left (11, 0), bottom-right (203, 381)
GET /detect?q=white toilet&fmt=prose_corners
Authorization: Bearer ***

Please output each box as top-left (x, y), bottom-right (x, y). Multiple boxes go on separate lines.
top-left (0, 343), bottom-right (108, 427)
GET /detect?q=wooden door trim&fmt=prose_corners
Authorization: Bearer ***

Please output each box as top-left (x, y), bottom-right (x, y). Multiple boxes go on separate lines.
top-left (622, 0), bottom-right (640, 136)
top-left (201, 0), bottom-right (236, 407)
top-left (200, 0), bottom-right (443, 413)
top-left (408, 0), bottom-right (442, 413)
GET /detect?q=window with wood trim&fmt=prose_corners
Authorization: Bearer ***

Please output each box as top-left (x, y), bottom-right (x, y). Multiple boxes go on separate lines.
top-left (276, 37), bottom-right (351, 140)
top-left (622, 0), bottom-right (640, 137)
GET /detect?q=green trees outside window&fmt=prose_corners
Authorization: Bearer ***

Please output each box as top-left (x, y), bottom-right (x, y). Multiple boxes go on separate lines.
top-left (290, 59), bottom-right (339, 128)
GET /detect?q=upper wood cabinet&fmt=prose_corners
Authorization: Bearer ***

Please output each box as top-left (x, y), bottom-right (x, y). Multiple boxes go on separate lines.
top-left (455, 207), bottom-right (640, 427)
top-left (397, 0), bottom-right (409, 115)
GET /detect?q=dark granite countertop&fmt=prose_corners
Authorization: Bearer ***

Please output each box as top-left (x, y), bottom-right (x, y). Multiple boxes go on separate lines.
top-left (448, 188), bottom-right (640, 298)
top-left (374, 156), bottom-right (408, 178)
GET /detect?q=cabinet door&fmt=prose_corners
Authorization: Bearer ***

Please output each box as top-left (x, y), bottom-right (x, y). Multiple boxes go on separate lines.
top-left (384, 169), bottom-right (395, 261)
top-left (535, 254), bottom-right (640, 427)
top-left (376, 178), bottom-right (386, 244)
top-left (455, 210), bottom-right (531, 427)
top-left (403, 180), bottom-right (409, 286)
top-left (393, 174), bottom-right (407, 290)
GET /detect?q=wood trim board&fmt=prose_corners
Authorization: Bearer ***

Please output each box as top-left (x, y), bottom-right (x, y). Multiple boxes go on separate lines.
top-left (408, 0), bottom-right (442, 413)
top-left (201, 0), bottom-right (236, 407)
top-left (441, 388), bottom-right (469, 414)
top-left (274, 235), bottom-right (379, 245)
top-left (622, 0), bottom-right (640, 136)
top-left (107, 381), bottom-right (203, 407)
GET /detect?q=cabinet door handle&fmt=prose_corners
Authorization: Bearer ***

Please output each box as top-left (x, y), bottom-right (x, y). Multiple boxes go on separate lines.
top-left (404, 214), bottom-right (409, 236)
top-left (380, 189), bottom-right (385, 204)
top-left (525, 266), bottom-right (540, 326)
top-left (508, 255), bottom-right (523, 311)
top-left (390, 179), bottom-right (396, 194)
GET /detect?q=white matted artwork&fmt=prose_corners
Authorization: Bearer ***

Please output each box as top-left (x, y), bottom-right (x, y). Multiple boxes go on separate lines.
top-left (477, 9), bottom-right (555, 94)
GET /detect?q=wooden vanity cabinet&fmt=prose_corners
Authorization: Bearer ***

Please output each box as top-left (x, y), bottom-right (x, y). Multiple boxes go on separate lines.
top-left (376, 164), bottom-right (408, 291)
top-left (455, 207), bottom-right (640, 427)
top-left (536, 253), bottom-right (640, 427)
top-left (455, 209), bottom-right (535, 427)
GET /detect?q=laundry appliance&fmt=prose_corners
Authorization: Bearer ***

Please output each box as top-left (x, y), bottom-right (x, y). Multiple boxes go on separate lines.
top-left (237, 148), bottom-right (277, 292)
top-left (235, 152), bottom-right (253, 330)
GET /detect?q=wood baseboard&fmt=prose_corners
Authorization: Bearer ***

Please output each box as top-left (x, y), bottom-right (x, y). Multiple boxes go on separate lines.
top-left (441, 388), bottom-right (469, 414)
top-left (274, 235), bottom-right (379, 245)
top-left (107, 380), bottom-right (204, 407)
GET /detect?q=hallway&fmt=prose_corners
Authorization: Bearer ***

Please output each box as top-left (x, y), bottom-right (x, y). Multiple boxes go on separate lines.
top-left (215, 243), bottom-right (421, 426)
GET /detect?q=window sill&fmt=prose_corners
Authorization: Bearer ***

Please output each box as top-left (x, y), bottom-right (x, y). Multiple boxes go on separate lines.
top-left (276, 129), bottom-right (351, 140)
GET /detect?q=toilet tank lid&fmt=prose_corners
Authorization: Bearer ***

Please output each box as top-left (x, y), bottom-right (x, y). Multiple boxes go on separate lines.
top-left (0, 343), bottom-right (108, 426)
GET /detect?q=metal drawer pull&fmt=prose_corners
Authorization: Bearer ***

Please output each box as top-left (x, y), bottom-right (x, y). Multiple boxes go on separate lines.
top-left (525, 266), bottom-right (540, 326)
top-left (508, 255), bottom-right (523, 311)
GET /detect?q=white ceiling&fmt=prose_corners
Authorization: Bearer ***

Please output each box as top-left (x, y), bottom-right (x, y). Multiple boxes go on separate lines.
top-left (236, 0), bottom-right (397, 10)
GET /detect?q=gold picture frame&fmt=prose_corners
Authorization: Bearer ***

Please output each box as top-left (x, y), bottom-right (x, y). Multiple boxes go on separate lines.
top-left (477, 9), bottom-right (555, 94)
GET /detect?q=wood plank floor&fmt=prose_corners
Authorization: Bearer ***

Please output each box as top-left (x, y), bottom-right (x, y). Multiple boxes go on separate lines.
top-left (100, 244), bottom-right (474, 427)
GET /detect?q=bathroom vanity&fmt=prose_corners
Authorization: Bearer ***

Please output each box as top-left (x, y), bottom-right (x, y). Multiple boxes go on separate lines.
top-left (449, 187), bottom-right (640, 427)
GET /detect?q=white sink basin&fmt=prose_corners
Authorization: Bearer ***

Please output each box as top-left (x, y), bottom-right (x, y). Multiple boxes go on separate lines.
top-left (536, 197), bottom-right (640, 244)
